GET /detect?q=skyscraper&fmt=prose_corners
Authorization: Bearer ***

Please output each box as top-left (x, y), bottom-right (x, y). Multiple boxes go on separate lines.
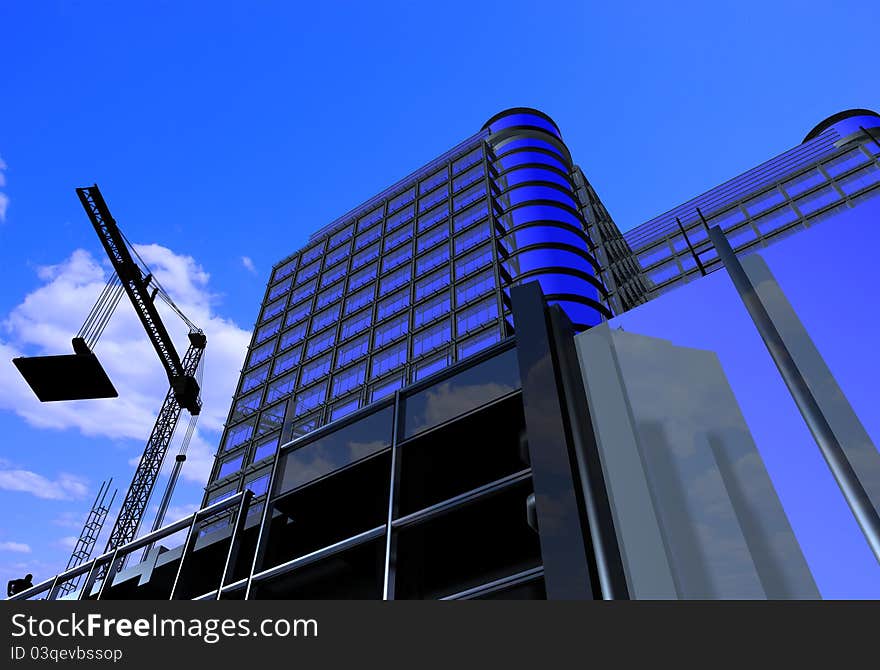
top-left (202, 108), bottom-right (618, 509)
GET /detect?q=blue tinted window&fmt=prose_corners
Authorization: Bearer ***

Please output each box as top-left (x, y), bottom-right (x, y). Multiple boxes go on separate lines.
top-left (494, 150), bottom-right (568, 173)
top-left (371, 375), bottom-right (403, 402)
top-left (456, 269), bottom-right (495, 306)
top-left (331, 361), bottom-right (367, 397)
top-left (344, 284), bottom-right (375, 316)
top-left (266, 372), bottom-right (296, 403)
top-left (452, 147), bottom-right (482, 174)
top-left (279, 322), bottom-right (307, 350)
top-left (244, 472), bottom-right (271, 497)
top-left (371, 341), bottom-right (407, 378)
top-left (223, 418), bottom-right (256, 452)
top-left (231, 390), bottom-right (262, 422)
top-left (388, 187), bottom-right (416, 213)
top-left (386, 204), bottom-right (415, 231)
top-left (348, 262), bottom-right (379, 292)
top-left (296, 259), bottom-right (321, 284)
top-left (330, 224), bottom-right (354, 248)
top-left (218, 454), bottom-right (244, 479)
top-left (503, 224), bottom-right (586, 252)
top-left (310, 303), bottom-right (341, 334)
top-left (355, 224), bottom-right (382, 250)
top-left (794, 186), bottom-right (841, 216)
top-left (454, 221), bottom-right (491, 255)
top-left (380, 265), bottom-right (411, 294)
top-left (822, 148), bottom-right (869, 177)
top-left (414, 292), bottom-right (451, 327)
top-left (241, 364), bottom-right (269, 393)
top-left (257, 402), bottom-right (286, 436)
top-left (497, 204), bottom-right (582, 231)
top-left (457, 328), bottom-right (502, 360)
top-left (273, 258), bottom-right (297, 284)
top-left (456, 297), bottom-right (497, 336)
top-left (453, 201), bottom-right (489, 232)
top-left (420, 167), bottom-right (448, 194)
top-left (273, 345), bottom-right (302, 375)
top-left (289, 279), bottom-right (317, 306)
top-left (331, 396), bottom-right (361, 421)
top-left (494, 137), bottom-right (563, 158)
top-left (316, 281), bottom-right (344, 310)
top-left (783, 169), bottom-right (827, 198)
top-left (295, 380), bottom-right (327, 414)
top-left (453, 163), bottom-right (485, 193)
top-left (455, 244), bottom-right (493, 279)
top-left (351, 242), bottom-right (381, 270)
top-left (325, 241), bottom-right (351, 267)
top-left (374, 313), bottom-right (408, 348)
top-left (416, 222), bottom-right (448, 252)
top-left (415, 267), bottom-right (449, 300)
top-left (384, 222), bottom-right (414, 251)
top-left (306, 330), bottom-right (335, 358)
top-left (253, 434), bottom-right (279, 463)
top-left (837, 164), bottom-right (880, 195)
top-left (377, 289), bottom-right (409, 320)
top-left (301, 242), bottom-right (325, 266)
top-left (412, 351), bottom-right (452, 381)
top-left (488, 112), bottom-right (561, 138)
top-left (417, 204), bottom-right (449, 232)
top-left (499, 166), bottom-right (570, 190)
top-left (267, 277), bottom-right (292, 302)
top-left (357, 206), bottom-right (383, 231)
top-left (383, 246), bottom-right (411, 274)
top-left (503, 184), bottom-right (577, 209)
top-left (416, 244), bottom-right (449, 274)
top-left (419, 186), bottom-right (448, 213)
top-left (255, 317), bottom-right (282, 344)
top-left (321, 261), bottom-right (347, 288)
top-left (336, 334), bottom-right (369, 368)
top-left (248, 340), bottom-right (275, 368)
top-left (744, 188), bottom-right (785, 216)
top-left (453, 182), bottom-right (487, 212)
top-left (340, 310), bottom-right (371, 340)
top-left (412, 320), bottom-right (451, 357)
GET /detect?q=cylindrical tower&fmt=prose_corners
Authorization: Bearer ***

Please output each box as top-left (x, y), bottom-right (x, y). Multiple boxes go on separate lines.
top-left (483, 108), bottom-right (611, 330)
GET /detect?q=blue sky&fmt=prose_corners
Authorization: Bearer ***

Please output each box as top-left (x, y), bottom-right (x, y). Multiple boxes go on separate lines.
top-left (0, 1), bottom-right (878, 593)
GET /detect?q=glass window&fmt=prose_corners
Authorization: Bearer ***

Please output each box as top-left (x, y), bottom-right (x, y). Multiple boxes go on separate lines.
top-left (273, 345), bottom-right (302, 376)
top-left (336, 334), bottom-right (369, 368)
top-left (380, 265), bottom-right (412, 295)
top-left (316, 281), bottom-right (344, 310)
top-left (321, 261), bottom-right (347, 288)
top-left (351, 242), bottom-right (381, 270)
top-left (284, 302), bottom-right (310, 327)
top-left (454, 221), bottom-right (491, 255)
top-left (344, 284), bottom-right (375, 316)
top-left (417, 203), bottom-right (449, 232)
top-left (837, 164), bottom-right (880, 195)
top-left (358, 206), bottom-right (384, 231)
top-left (373, 313), bottom-right (408, 348)
top-left (794, 186), bottom-right (841, 217)
top-left (420, 167), bottom-right (447, 194)
top-left (258, 401), bottom-right (287, 436)
top-left (494, 149), bottom-right (568, 174)
top-left (822, 148), bottom-right (869, 177)
top-left (244, 471), bottom-right (271, 498)
top-left (384, 221), bottom-right (414, 251)
top-left (206, 484), bottom-right (238, 506)
top-left (294, 380), bottom-right (327, 415)
top-left (330, 224), bottom-right (354, 248)
top-left (415, 267), bottom-right (449, 300)
top-left (371, 341), bottom-right (407, 378)
top-left (241, 364), bottom-right (269, 393)
top-left (248, 340), bottom-right (275, 368)
top-left (456, 297), bottom-right (497, 336)
top-left (340, 309), bottom-right (372, 340)
top-left (279, 322), bottom-right (307, 350)
top-left (254, 316), bottom-right (282, 344)
top-left (452, 163), bottom-right (484, 193)
top-left (637, 243), bottom-right (672, 269)
top-left (377, 288), bottom-right (409, 320)
top-left (783, 169), bottom-right (827, 198)
top-left (386, 204), bottom-right (415, 232)
top-left (452, 146), bottom-right (482, 174)
top-left (291, 412), bottom-right (322, 441)
top-left (331, 361), bottom-right (367, 397)
top-left (744, 188), bottom-right (786, 217)
top-left (753, 204), bottom-right (799, 235)
top-left (388, 187), bottom-right (416, 213)
top-left (325, 242), bottom-right (351, 268)
top-left (412, 320), bottom-right (451, 357)
top-left (646, 260), bottom-right (681, 286)
top-left (310, 303), bottom-right (341, 334)
top-left (276, 405), bottom-right (393, 495)
top-left (231, 390), bottom-right (262, 422)
top-left (370, 374), bottom-right (403, 401)
top-left (416, 244), bottom-right (449, 275)
top-left (223, 417), bottom-right (256, 452)
top-left (355, 224), bottom-right (382, 250)
top-left (266, 371), bottom-right (297, 403)
top-left (382, 245), bottom-right (411, 273)
top-left (218, 453), bottom-right (245, 479)
top-left (301, 353), bottom-right (332, 385)
top-left (454, 243), bottom-right (492, 279)
top-left (417, 221), bottom-right (448, 252)
top-left (403, 347), bottom-right (520, 437)
top-left (295, 259), bottom-right (320, 284)
top-left (289, 278), bottom-right (317, 307)
top-left (306, 328), bottom-right (336, 357)
top-left (419, 186), bottom-right (448, 213)
top-left (453, 200), bottom-right (490, 232)
top-left (267, 277), bottom-right (292, 302)
top-left (301, 242), bottom-right (325, 266)
top-left (453, 182), bottom-right (487, 212)
top-left (273, 258), bottom-right (297, 284)
top-left (331, 395), bottom-right (361, 421)
top-left (494, 137), bottom-right (563, 158)
top-left (457, 328), bottom-right (501, 360)
top-left (414, 292), bottom-right (451, 327)
top-left (348, 262), bottom-right (378, 292)
top-left (252, 434), bottom-right (279, 464)
top-left (456, 268), bottom-right (495, 306)
top-left (412, 351), bottom-right (452, 382)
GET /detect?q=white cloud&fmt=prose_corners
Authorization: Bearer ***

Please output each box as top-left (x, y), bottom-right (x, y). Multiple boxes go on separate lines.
top-left (0, 541), bottom-right (31, 553)
top-left (241, 256), bottom-right (256, 274)
top-left (55, 536), bottom-right (78, 551)
top-left (0, 154), bottom-right (8, 221)
top-left (0, 468), bottom-right (89, 500)
top-left (0, 245), bottom-right (252, 485)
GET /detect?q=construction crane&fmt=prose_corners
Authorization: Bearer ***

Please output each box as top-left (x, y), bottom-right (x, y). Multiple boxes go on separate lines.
top-left (14, 184), bottom-right (207, 558)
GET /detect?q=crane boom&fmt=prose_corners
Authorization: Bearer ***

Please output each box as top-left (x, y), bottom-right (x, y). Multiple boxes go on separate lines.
top-left (75, 185), bottom-right (202, 414)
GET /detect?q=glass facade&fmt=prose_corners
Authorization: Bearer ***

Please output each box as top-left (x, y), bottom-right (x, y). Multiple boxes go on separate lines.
top-left (204, 108), bottom-right (615, 503)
